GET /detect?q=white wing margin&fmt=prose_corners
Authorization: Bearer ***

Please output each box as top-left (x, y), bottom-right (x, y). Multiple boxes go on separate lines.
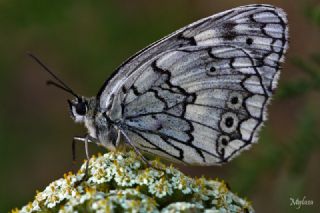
top-left (98, 4), bottom-right (288, 165)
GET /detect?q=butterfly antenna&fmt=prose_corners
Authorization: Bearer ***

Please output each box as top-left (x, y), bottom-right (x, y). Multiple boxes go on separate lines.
top-left (27, 52), bottom-right (80, 99)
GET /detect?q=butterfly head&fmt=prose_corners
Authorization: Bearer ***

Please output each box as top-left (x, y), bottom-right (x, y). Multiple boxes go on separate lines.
top-left (68, 96), bottom-right (97, 125)
top-left (68, 97), bottom-right (88, 122)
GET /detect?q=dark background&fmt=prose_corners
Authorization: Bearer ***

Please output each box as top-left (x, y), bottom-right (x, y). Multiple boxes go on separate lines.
top-left (1, 0), bottom-right (319, 212)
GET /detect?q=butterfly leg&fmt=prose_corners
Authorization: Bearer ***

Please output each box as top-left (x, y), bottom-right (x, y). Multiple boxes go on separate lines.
top-left (72, 135), bottom-right (98, 185)
top-left (118, 128), bottom-right (152, 167)
top-left (72, 135), bottom-right (97, 162)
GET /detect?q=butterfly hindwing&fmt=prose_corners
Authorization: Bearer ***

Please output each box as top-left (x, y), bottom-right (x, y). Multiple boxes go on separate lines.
top-left (98, 4), bottom-right (288, 165)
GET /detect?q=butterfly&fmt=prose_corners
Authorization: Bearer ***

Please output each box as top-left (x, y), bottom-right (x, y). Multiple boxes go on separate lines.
top-left (30, 4), bottom-right (288, 168)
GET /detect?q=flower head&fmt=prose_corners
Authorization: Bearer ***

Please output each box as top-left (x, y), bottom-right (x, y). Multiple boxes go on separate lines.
top-left (15, 151), bottom-right (254, 213)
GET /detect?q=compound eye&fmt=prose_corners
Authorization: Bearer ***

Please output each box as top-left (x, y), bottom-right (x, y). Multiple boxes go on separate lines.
top-left (75, 102), bottom-right (87, 116)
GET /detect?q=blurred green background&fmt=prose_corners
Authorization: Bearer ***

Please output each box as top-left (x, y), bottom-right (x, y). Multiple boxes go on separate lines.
top-left (0, 0), bottom-right (319, 212)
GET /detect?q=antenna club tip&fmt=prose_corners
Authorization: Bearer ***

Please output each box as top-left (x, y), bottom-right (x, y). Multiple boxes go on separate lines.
top-left (26, 52), bottom-right (39, 61)
top-left (26, 51), bottom-right (34, 57)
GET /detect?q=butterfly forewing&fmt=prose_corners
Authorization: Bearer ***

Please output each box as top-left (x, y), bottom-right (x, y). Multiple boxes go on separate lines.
top-left (98, 4), bottom-right (288, 165)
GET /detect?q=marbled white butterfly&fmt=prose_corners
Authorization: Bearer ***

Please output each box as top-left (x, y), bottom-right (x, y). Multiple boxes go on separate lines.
top-left (30, 4), bottom-right (288, 169)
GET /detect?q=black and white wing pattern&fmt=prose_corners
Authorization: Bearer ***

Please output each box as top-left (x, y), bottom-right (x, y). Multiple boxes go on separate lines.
top-left (97, 4), bottom-right (289, 165)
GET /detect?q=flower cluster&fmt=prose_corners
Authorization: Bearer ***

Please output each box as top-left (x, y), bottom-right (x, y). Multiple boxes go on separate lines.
top-left (14, 151), bottom-right (254, 212)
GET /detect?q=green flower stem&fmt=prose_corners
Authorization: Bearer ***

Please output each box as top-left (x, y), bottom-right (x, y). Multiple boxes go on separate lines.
top-left (13, 151), bottom-right (254, 213)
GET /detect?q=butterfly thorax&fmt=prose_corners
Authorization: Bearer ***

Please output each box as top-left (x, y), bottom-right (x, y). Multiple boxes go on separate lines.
top-left (83, 97), bottom-right (99, 139)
